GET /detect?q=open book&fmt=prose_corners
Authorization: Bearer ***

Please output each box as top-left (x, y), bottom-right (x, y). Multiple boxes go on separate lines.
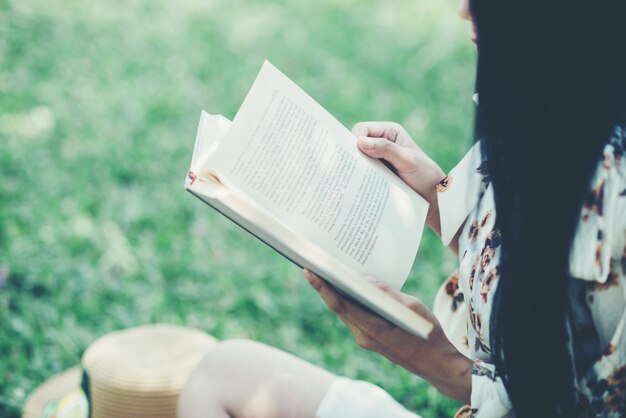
top-left (185, 61), bottom-right (433, 338)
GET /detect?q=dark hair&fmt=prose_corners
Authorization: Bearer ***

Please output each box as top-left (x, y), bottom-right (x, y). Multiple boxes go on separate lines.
top-left (470, 0), bottom-right (626, 416)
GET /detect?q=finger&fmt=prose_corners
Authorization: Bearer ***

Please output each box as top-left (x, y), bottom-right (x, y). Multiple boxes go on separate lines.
top-left (351, 121), bottom-right (402, 142)
top-left (303, 269), bottom-right (348, 315)
top-left (303, 270), bottom-right (396, 336)
top-left (357, 136), bottom-right (418, 173)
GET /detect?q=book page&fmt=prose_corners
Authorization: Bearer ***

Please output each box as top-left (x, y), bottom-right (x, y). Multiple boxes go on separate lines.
top-left (190, 112), bottom-right (231, 172)
top-left (208, 61), bottom-right (428, 288)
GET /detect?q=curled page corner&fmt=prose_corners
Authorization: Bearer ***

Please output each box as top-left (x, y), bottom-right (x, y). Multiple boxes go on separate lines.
top-left (190, 112), bottom-right (232, 172)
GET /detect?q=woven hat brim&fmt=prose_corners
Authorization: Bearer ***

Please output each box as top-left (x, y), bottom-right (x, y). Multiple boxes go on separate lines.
top-left (22, 367), bottom-right (83, 418)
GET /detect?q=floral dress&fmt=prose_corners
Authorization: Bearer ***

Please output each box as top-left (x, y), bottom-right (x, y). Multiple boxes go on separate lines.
top-left (434, 127), bottom-right (626, 417)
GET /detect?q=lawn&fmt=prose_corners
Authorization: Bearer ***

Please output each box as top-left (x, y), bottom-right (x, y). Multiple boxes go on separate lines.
top-left (0, 0), bottom-right (476, 416)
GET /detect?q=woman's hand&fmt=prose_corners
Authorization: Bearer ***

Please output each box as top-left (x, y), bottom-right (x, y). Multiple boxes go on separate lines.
top-left (352, 122), bottom-right (445, 235)
top-left (303, 269), bottom-right (472, 404)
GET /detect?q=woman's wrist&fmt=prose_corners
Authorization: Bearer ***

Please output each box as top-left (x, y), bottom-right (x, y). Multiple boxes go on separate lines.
top-left (422, 168), bottom-right (445, 236)
top-left (420, 169), bottom-right (463, 255)
top-left (418, 329), bottom-right (472, 404)
top-left (432, 351), bottom-right (473, 404)
top-left (424, 190), bottom-right (442, 236)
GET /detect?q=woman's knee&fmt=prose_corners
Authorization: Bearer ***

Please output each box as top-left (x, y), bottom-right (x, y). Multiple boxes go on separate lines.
top-left (178, 339), bottom-right (335, 418)
top-left (178, 339), bottom-right (259, 418)
top-left (193, 339), bottom-right (263, 380)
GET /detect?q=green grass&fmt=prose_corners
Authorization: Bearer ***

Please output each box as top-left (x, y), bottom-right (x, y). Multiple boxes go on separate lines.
top-left (0, 0), bottom-right (476, 416)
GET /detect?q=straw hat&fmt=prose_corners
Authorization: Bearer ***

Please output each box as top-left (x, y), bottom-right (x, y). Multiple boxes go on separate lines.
top-left (23, 324), bottom-right (218, 418)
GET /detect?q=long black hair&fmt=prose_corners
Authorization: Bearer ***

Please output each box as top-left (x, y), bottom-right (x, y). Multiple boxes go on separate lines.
top-left (470, 0), bottom-right (626, 416)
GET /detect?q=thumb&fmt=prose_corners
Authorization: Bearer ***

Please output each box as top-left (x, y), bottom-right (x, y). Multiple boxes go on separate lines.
top-left (357, 136), bottom-right (417, 173)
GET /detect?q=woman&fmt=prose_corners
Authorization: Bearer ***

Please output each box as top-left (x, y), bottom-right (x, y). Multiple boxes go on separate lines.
top-left (178, 0), bottom-right (626, 416)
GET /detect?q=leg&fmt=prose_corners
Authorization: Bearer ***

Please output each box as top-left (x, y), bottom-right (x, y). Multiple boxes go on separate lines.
top-left (178, 339), bottom-right (336, 418)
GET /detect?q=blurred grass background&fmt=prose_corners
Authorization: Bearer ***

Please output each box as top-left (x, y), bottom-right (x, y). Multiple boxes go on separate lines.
top-left (0, 0), bottom-right (475, 416)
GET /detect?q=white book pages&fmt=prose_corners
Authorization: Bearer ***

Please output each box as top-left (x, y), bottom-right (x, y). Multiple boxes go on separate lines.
top-left (206, 61), bottom-right (429, 289)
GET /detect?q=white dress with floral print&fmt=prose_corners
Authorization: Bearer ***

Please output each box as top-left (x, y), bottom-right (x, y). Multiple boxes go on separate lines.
top-left (434, 129), bottom-right (626, 417)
